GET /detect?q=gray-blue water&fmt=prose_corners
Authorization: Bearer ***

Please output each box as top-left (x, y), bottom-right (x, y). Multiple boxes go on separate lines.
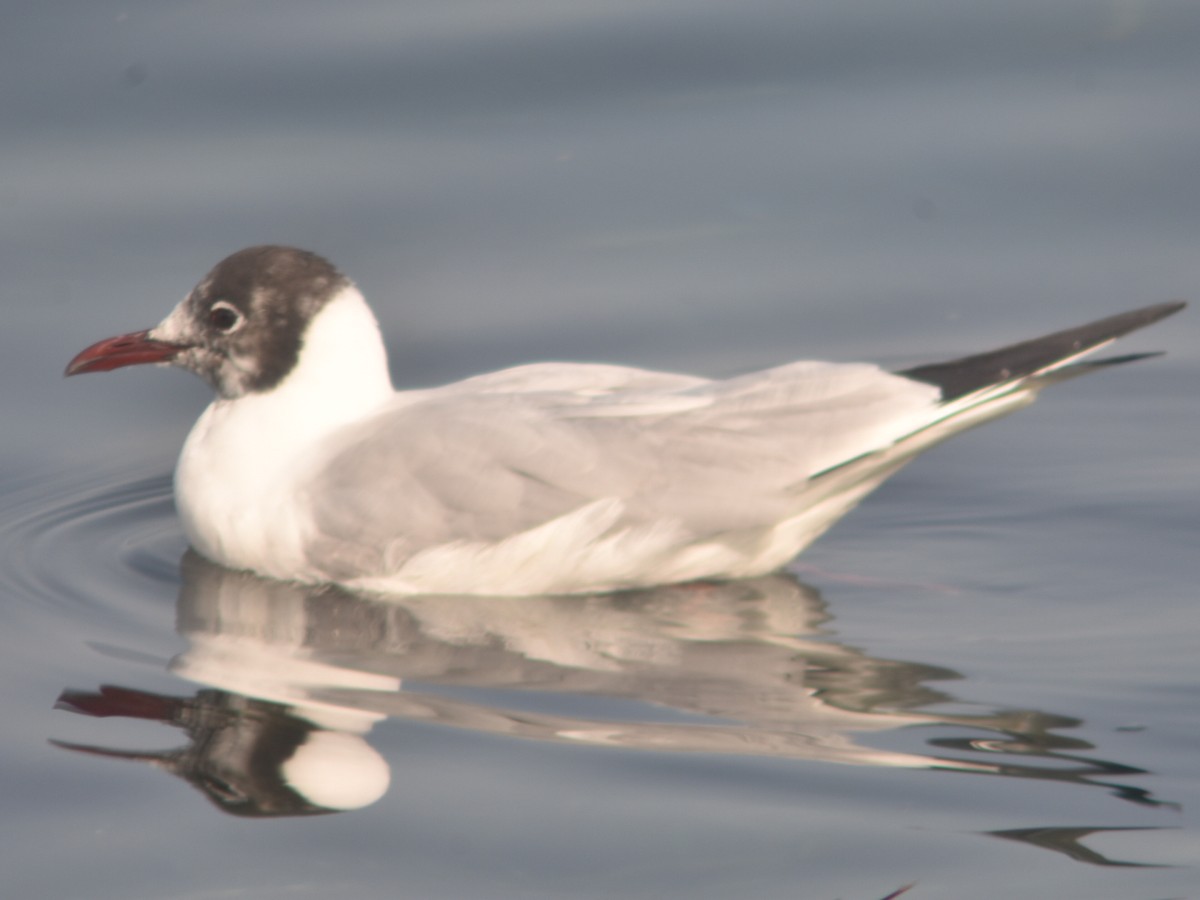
top-left (3, 3), bottom-right (1198, 898)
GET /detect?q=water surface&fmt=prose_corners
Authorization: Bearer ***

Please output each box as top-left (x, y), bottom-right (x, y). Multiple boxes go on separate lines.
top-left (2, 2), bottom-right (1198, 898)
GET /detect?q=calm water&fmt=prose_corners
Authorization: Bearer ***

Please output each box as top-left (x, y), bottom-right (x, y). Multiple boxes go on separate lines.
top-left (3, 3), bottom-right (1198, 898)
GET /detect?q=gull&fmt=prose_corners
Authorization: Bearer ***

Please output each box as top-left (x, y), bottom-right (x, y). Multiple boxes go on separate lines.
top-left (67, 246), bottom-right (1183, 595)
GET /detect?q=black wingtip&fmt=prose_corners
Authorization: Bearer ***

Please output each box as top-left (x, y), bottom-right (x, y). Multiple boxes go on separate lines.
top-left (899, 301), bottom-right (1186, 401)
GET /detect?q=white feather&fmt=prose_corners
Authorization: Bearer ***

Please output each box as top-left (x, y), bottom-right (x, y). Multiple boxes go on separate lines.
top-left (169, 284), bottom-right (967, 594)
top-left (166, 276), bottom-right (1156, 595)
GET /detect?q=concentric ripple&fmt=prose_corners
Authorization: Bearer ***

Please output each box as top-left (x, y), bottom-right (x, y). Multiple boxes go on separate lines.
top-left (0, 465), bottom-right (186, 631)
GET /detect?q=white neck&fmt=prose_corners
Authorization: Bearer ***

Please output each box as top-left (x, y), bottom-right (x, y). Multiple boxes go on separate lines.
top-left (175, 285), bottom-right (395, 576)
top-left (251, 284), bottom-right (394, 437)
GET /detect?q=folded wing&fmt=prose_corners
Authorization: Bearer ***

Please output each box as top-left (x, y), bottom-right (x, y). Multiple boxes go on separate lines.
top-left (302, 361), bottom-right (941, 583)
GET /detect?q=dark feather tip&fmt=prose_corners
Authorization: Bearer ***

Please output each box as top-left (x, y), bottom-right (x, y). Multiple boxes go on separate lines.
top-left (900, 301), bottom-right (1186, 401)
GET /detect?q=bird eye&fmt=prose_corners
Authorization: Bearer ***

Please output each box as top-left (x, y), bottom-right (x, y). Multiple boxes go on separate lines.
top-left (208, 302), bottom-right (243, 333)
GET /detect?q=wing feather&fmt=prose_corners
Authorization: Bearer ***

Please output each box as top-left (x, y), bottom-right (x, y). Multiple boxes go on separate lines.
top-left (301, 361), bottom-right (941, 579)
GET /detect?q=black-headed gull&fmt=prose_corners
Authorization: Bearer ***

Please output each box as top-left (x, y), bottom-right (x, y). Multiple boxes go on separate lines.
top-left (67, 246), bottom-right (1183, 595)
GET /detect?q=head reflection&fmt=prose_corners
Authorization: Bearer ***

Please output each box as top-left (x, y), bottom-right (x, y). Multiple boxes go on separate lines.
top-left (55, 685), bottom-right (387, 817)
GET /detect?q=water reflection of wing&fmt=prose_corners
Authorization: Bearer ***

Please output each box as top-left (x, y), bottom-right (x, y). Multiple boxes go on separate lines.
top-left (174, 551), bottom-right (979, 771)
top-left (53, 551), bottom-right (1173, 837)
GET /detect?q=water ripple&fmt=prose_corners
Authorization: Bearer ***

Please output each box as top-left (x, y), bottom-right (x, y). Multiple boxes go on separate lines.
top-left (0, 466), bottom-right (185, 629)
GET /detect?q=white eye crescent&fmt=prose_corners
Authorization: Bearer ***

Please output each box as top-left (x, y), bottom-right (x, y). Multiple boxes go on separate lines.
top-left (208, 301), bottom-right (243, 333)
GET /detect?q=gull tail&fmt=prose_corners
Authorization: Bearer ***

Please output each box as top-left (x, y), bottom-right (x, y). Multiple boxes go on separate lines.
top-left (899, 301), bottom-right (1186, 401)
top-left (791, 301), bottom-right (1184, 555)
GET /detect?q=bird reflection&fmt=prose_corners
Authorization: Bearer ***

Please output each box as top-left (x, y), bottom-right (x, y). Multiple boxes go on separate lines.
top-left (54, 552), bottom-right (1172, 866)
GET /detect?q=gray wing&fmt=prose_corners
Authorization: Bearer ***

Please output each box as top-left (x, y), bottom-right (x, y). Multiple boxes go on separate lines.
top-left (301, 361), bottom-right (941, 577)
top-left (301, 302), bottom-right (1184, 584)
